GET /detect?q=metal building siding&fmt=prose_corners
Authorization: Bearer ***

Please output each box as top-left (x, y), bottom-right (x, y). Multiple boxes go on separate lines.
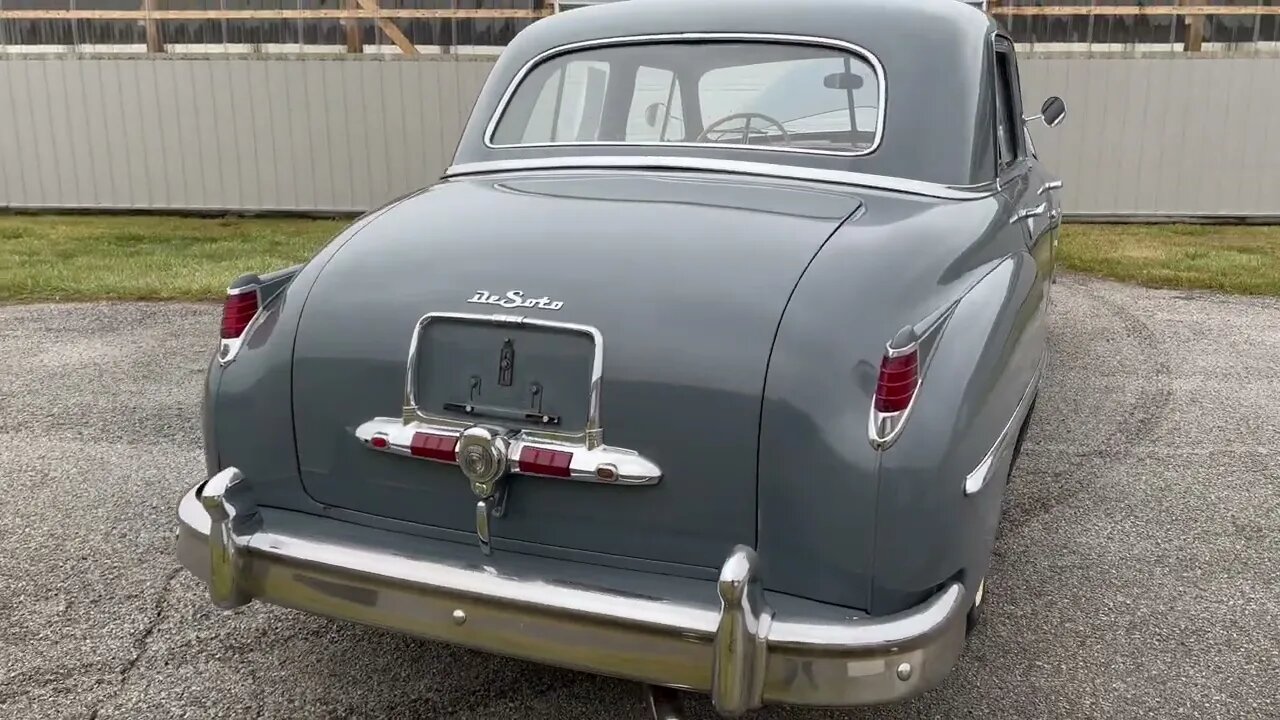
top-left (0, 55), bottom-right (1277, 217)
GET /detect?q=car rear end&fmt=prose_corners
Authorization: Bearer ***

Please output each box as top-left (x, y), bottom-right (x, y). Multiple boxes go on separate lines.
top-left (179, 4), bottom-right (1006, 714)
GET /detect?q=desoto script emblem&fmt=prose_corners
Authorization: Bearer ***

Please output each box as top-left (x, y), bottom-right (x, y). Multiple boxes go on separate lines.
top-left (467, 290), bottom-right (564, 311)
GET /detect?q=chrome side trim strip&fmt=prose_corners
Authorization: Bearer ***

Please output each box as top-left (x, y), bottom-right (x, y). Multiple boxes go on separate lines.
top-left (444, 157), bottom-right (998, 201)
top-left (483, 33), bottom-right (888, 158)
top-left (964, 350), bottom-right (1046, 496)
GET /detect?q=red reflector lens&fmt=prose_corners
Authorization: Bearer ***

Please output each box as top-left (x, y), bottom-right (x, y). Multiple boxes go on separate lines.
top-left (518, 446), bottom-right (573, 478)
top-left (370, 435), bottom-right (389, 449)
top-left (410, 433), bottom-right (458, 462)
top-left (220, 290), bottom-right (259, 339)
top-left (874, 350), bottom-right (919, 413)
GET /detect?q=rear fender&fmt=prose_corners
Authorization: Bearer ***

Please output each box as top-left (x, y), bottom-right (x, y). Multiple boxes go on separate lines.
top-left (205, 197), bottom-right (418, 508)
top-left (870, 252), bottom-right (1041, 615)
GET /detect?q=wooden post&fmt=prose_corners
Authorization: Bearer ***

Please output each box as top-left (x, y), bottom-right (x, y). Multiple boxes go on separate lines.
top-left (344, 0), bottom-right (363, 54)
top-left (354, 0), bottom-right (418, 56)
top-left (442, 0), bottom-right (455, 56)
top-left (1183, 0), bottom-right (1205, 52)
top-left (143, 0), bottom-right (164, 53)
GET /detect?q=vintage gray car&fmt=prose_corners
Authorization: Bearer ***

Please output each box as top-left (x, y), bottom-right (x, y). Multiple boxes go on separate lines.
top-left (177, 0), bottom-right (1066, 716)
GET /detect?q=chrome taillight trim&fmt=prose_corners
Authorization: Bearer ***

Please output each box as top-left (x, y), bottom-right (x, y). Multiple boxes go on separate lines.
top-left (217, 285), bottom-right (262, 367)
top-left (355, 416), bottom-right (662, 487)
top-left (867, 339), bottom-right (923, 451)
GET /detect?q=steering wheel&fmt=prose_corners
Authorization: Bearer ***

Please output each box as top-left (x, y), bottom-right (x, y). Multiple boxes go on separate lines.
top-left (697, 112), bottom-right (791, 146)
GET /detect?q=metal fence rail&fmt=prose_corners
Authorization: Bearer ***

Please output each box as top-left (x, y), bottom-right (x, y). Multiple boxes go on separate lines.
top-left (0, 2), bottom-right (553, 55)
top-left (1, 2), bottom-right (1278, 55)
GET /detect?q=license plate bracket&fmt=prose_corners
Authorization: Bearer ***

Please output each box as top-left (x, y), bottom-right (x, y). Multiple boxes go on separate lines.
top-left (441, 401), bottom-right (561, 427)
top-left (410, 314), bottom-right (596, 435)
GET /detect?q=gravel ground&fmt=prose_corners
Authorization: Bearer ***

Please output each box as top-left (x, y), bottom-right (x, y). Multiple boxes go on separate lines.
top-left (1, 274), bottom-right (1278, 720)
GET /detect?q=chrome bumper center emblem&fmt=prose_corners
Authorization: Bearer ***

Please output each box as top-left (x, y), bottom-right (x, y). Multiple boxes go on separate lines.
top-left (457, 426), bottom-right (509, 498)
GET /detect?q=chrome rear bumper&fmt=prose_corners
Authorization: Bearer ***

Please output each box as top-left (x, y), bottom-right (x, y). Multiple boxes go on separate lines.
top-left (176, 468), bottom-right (968, 717)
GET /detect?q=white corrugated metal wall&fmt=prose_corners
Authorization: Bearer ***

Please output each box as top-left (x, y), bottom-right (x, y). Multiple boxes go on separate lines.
top-left (0, 55), bottom-right (1277, 217)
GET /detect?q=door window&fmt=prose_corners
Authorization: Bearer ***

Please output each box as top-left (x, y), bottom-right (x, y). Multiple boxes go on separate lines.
top-left (626, 66), bottom-right (685, 142)
top-left (993, 45), bottom-right (1021, 170)
top-left (515, 60), bottom-right (611, 143)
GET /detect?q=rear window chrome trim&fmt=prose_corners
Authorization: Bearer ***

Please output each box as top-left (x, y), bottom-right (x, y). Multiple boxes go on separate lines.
top-left (483, 32), bottom-right (888, 158)
top-left (444, 156), bottom-right (998, 201)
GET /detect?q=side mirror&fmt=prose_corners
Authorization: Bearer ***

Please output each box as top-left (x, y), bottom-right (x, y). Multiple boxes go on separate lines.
top-left (1037, 96), bottom-right (1066, 128)
top-left (644, 102), bottom-right (664, 127)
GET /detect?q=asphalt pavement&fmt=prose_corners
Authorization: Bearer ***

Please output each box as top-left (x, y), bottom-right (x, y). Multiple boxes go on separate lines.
top-left (2, 274), bottom-right (1278, 719)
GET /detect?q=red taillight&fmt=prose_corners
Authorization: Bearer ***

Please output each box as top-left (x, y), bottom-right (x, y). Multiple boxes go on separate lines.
top-left (220, 289), bottom-right (259, 339)
top-left (874, 348), bottom-right (919, 413)
top-left (410, 432), bottom-right (458, 463)
top-left (518, 446), bottom-right (573, 478)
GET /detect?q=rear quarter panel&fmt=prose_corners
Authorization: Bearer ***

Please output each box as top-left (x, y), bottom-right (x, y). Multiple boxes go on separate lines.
top-left (758, 187), bottom-right (1045, 613)
top-left (870, 251), bottom-right (1043, 614)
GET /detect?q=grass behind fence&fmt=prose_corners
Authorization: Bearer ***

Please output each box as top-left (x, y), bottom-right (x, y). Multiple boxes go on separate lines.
top-left (1, 214), bottom-right (1279, 302)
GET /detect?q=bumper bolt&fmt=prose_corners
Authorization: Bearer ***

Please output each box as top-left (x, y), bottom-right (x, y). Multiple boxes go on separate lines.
top-left (452, 609), bottom-right (467, 626)
top-left (896, 662), bottom-right (913, 681)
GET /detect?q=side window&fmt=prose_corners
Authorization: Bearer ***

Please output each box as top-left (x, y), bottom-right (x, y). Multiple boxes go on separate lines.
top-left (993, 48), bottom-right (1019, 168)
top-left (517, 60), bottom-right (611, 143)
top-left (626, 66), bottom-right (685, 142)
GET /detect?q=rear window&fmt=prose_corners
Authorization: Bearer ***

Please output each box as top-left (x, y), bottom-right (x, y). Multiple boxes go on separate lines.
top-left (488, 40), bottom-right (884, 156)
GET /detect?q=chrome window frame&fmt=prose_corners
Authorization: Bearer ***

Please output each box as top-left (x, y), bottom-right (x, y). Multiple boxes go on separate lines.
top-left (483, 32), bottom-right (888, 159)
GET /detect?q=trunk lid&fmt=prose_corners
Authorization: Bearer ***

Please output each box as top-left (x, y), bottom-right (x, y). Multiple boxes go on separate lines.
top-left (292, 170), bottom-right (862, 570)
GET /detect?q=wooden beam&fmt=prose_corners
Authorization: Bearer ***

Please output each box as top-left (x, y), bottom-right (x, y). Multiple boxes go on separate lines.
top-left (989, 6), bottom-right (1280, 16)
top-left (354, 0), bottom-right (417, 56)
top-left (344, 0), bottom-right (363, 55)
top-left (5, 6), bottom-right (1280, 21)
top-left (1182, 0), bottom-right (1206, 52)
top-left (143, 0), bottom-right (164, 53)
top-left (442, 0), bottom-right (455, 55)
top-left (0, 9), bottom-right (554, 21)
top-left (1, 6), bottom-right (1277, 21)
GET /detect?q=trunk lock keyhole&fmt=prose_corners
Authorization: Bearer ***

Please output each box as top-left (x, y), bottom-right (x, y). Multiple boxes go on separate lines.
top-left (528, 382), bottom-right (543, 413)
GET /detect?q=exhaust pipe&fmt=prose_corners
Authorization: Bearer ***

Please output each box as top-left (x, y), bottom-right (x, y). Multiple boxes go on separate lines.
top-left (642, 684), bottom-right (685, 720)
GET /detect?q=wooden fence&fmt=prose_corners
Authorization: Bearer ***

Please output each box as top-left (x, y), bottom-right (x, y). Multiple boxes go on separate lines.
top-left (1, 3), bottom-right (1278, 55)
